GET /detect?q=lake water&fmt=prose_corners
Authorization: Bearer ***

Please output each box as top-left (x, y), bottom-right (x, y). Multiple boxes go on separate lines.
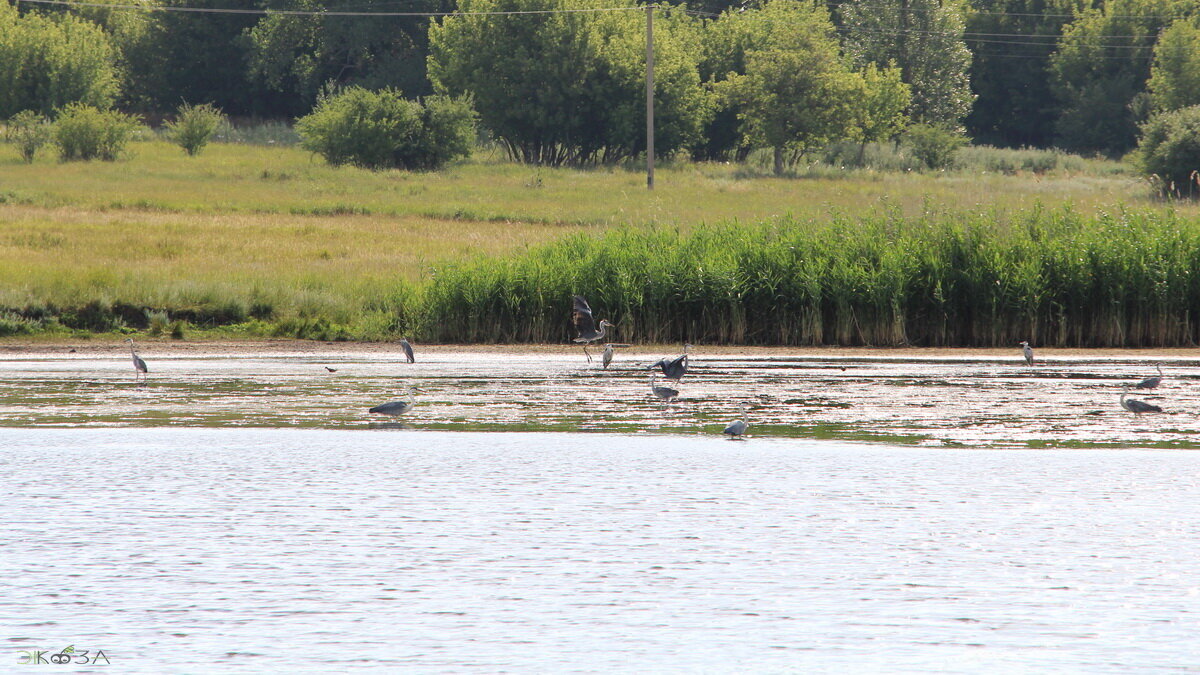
top-left (2, 351), bottom-right (1200, 671)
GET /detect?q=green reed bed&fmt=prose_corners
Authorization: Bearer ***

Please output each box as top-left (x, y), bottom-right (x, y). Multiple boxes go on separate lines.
top-left (422, 207), bottom-right (1200, 347)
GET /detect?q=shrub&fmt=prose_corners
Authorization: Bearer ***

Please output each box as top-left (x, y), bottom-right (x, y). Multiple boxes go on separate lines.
top-left (5, 110), bottom-right (51, 163)
top-left (296, 86), bottom-right (476, 171)
top-left (1138, 105), bottom-right (1200, 197)
top-left (165, 102), bottom-right (226, 156)
top-left (904, 124), bottom-right (968, 170)
top-left (145, 309), bottom-right (170, 336)
top-left (53, 103), bottom-right (140, 161)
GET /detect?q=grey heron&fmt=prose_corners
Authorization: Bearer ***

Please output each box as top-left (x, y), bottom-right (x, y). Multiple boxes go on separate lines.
top-left (571, 295), bottom-right (614, 362)
top-left (723, 406), bottom-right (749, 438)
top-left (650, 374), bottom-right (679, 403)
top-left (400, 338), bottom-right (415, 364)
top-left (1135, 364), bottom-right (1164, 390)
top-left (1019, 341), bottom-right (1033, 366)
top-left (125, 338), bottom-right (148, 381)
top-left (650, 344), bottom-right (691, 380)
top-left (369, 389), bottom-right (416, 416)
top-left (1120, 392), bottom-right (1162, 414)
top-left (325, 366), bottom-right (338, 373)
top-left (601, 344), bottom-right (614, 369)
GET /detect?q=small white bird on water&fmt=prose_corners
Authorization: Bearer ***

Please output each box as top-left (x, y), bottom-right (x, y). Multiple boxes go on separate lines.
top-left (723, 406), bottom-right (749, 439)
top-left (1019, 341), bottom-right (1034, 366)
top-left (369, 389), bottom-right (416, 416)
top-left (1120, 392), bottom-right (1162, 414)
top-left (1135, 364), bottom-right (1164, 390)
top-left (125, 338), bottom-right (148, 381)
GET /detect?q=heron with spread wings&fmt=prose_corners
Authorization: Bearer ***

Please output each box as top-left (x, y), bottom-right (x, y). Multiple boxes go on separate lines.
top-left (571, 295), bottom-right (614, 362)
top-left (650, 344), bottom-right (691, 380)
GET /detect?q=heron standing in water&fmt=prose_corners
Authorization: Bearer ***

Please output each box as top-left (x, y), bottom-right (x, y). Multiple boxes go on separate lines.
top-left (370, 389), bottom-right (416, 416)
top-left (723, 406), bottom-right (749, 439)
top-left (650, 374), bottom-right (679, 403)
top-left (601, 344), bottom-right (614, 369)
top-left (1120, 392), bottom-right (1162, 414)
top-left (571, 295), bottom-right (614, 362)
top-left (400, 338), bottom-right (415, 364)
top-left (1135, 364), bottom-right (1164, 390)
top-left (1019, 341), bottom-right (1034, 366)
top-left (125, 338), bottom-right (148, 381)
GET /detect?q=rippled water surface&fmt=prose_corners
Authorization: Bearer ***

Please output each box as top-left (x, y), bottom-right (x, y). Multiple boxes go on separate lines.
top-left (1, 349), bottom-right (1199, 446)
top-left (3, 351), bottom-right (1200, 671)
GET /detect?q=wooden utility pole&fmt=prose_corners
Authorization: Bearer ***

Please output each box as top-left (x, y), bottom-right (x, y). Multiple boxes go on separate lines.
top-left (645, 4), bottom-right (655, 190)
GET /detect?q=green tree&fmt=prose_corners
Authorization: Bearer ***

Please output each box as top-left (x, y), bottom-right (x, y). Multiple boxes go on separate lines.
top-left (964, 0), bottom-right (1084, 148)
top-left (0, 5), bottom-right (119, 118)
top-left (1147, 19), bottom-right (1200, 113)
top-left (720, 0), bottom-right (864, 174)
top-left (848, 62), bottom-right (911, 162)
top-left (428, 0), bottom-right (708, 165)
top-left (246, 0), bottom-right (448, 114)
top-left (1049, 0), bottom-right (1190, 154)
top-left (838, 0), bottom-right (973, 126)
top-left (5, 110), bottom-right (52, 163)
top-left (165, 102), bottom-right (227, 156)
top-left (1137, 105), bottom-right (1200, 197)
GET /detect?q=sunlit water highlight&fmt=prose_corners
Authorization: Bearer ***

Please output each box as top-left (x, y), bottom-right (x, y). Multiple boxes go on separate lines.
top-left (3, 351), bottom-right (1200, 671)
top-left (1, 350), bottom-right (1199, 446)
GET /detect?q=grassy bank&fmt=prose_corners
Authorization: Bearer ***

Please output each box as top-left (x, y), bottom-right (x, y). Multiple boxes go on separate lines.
top-left (0, 139), bottom-right (1194, 345)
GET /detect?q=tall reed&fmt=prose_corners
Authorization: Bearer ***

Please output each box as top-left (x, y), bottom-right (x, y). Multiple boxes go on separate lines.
top-left (421, 207), bottom-right (1200, 347)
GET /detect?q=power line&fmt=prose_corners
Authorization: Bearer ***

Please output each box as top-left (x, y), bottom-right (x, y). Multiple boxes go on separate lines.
top-left (16, 0), bottom-right (644, 16)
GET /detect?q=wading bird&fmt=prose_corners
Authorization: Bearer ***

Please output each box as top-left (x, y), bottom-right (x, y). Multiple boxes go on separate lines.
top-left (602, 344), bottom-right (614, 369)
top-left (1019, 341), bottom-right (1034, 366)
top-left (723, 406), bottom-right (749, 439)
top-left (324, 366), bottom-right (338, 373)
top-left (400, 338), bottom-right (415, 364)
top-left (650, 344), bottom-right (691, 380)
top-left (1120, 392), bottom-right (1162, 414)
top-left (650, 374), bottom-right (679, 403)
top-left (125, 338), bottom-right (148, 381)
top-left (369, 389), bottom-right (416, 416)
top-left (1135, 364), bottom-right (1165, 390)
top-left (572, 295), bottom-right (614, 362)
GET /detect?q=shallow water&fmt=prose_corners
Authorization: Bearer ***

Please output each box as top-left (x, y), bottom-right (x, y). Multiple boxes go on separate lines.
top-left (0, 350), bottom-right (1198, 447)
top-left (4, 351), bottom-right (1200, 671)
top-left (4, 429), bottom-right (1200, 672)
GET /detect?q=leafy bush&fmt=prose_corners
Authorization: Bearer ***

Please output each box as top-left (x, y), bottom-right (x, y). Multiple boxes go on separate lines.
top-left (165, 102), bottom-right (226, 156)
top-left (5, 110), bottom-right (52, 163)
top-left (1137, 105), bottom-right (1200, 197)
top-left (53, 103), bottom-right (141, 161)
top-left (904, 124), bottom-right (968, 170)
top-left (296, 87), bottom-right (476, 171)
top-left (955, 145), bottom-right (1086, 175)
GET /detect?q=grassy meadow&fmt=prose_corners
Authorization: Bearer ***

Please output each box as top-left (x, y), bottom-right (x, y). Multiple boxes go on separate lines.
top-left (0, 137), bottom-right (1195, 345)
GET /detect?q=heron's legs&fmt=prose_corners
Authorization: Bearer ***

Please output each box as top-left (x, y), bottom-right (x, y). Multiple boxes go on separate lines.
top-left (583, 344), bottom-right (593, 363)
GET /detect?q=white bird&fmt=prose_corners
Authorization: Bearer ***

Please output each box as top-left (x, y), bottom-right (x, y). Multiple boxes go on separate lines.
top-left (369, 389), bottom-right (416, 416)
top-left (601, 343), bottom-right (614, 369)
top-left (723, 406), bottom-right (749, 438)
top-left (125, 338), bottom-right (148, 381)
top-left (650, 374), bottom-right (678, 403)
top-left (1120, 392), bottom-right (1162, 414)
top-left (1019, 341), bottom-right (1033, 366)
top-left (1135, 364), bottom-right (1164, 390)
top-left (399, 338), bottom-right (415, 364)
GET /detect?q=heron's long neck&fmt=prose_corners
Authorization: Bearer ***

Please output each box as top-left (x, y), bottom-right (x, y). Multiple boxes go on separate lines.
top-left (129, 343), bottom-right (136, 357)
top-left (597, 323), bottom-right (606, 340)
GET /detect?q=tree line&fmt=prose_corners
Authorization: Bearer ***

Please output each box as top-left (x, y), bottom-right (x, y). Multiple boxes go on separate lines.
top-left (5, 0), bottom-right (1200, 165)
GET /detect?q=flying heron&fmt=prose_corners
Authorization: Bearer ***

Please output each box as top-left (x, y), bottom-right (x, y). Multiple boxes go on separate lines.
top-left (1019, 341), bottom-right (1033, 366)
top-left (571, 295), bottom-right (614, 362)
top-left (1120, 392), bottom-right (1162, 414)
top-left (601, 344), bottom-right (614, 369)
top-left (400, 338), bottom-right (415, 364)
top-left (723, 406), bottom-right (749, 439)
top-left (650, 374), bottom-right (679, 403)
top-left (125, 338), bottom-right (148, 381)
top-left (649, 344), bottom-right (691, 380)
top-left (1135, 364), bottom-right (1164, 390)
top-left (369, 389), bottom-right (416, 416)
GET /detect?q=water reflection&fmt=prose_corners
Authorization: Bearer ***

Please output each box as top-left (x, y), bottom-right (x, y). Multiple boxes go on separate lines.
top-left (1, 350), bottom-right (1199, 447)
